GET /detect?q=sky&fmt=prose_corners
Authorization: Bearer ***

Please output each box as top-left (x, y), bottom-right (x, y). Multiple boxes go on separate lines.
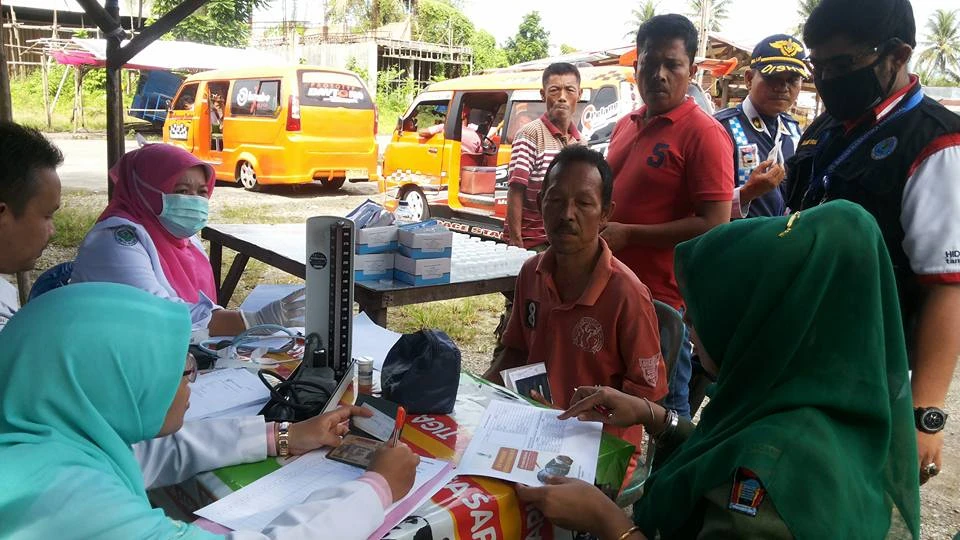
top-left (460, 0), bottom-right (949, 53)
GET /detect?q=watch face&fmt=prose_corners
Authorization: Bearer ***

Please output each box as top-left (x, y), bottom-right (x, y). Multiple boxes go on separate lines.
top-left (922, 409), bottom-right (947, 431)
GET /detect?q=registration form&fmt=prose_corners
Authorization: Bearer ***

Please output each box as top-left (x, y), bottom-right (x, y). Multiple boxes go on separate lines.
top-left (457, 399), bottom-right (602, 485)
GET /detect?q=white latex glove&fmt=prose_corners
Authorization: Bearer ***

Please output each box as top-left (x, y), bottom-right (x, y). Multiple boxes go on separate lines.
top-left (241, 288), bottom-right (306, 328)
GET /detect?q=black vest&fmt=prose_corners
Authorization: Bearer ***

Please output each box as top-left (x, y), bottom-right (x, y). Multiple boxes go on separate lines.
top-left (785, 87), bottom-right (960, 344)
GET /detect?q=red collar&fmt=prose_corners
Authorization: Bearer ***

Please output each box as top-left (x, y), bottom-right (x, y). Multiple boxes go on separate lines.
top-left (842, 74), bottom-right (920, 132)
top-left (536, 239), bottom-right (614, 307)
top-left (630, 97), bottom-right (697, 127)
top-left (540, 114), bottom-right (582, 141)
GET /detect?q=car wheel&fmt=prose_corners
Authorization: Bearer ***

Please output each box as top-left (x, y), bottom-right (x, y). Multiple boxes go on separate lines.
top-left (237, 161), bottom-right (259, 191)
top-left (400, 186), bottom-right (429, 221)
top-left (321, 177), bottom-right (346, 190)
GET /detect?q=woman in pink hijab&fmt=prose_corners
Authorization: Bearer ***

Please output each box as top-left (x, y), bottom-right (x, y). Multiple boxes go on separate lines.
top-left (72, 144), bottom-right (302, 334)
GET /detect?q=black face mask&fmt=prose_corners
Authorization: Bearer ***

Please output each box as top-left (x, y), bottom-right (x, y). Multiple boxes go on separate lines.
top-left (815, 56), bottom-right (897, 121)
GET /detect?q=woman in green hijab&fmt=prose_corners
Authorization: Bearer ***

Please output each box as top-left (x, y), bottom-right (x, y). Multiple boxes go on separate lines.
top-left (516, 200), bottom-right (920, 539)
top-left (0, 282), bottom-right (419, 539)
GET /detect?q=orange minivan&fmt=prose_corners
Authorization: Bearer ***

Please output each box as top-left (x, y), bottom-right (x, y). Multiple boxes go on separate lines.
top-left (163, 66), bottom-right (378, 191)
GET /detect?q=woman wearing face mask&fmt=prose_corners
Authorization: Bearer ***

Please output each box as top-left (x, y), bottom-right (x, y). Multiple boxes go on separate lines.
top-left (0, 282), bottom-right (420, 539)
top-left (515, 201), bottom-right (921, 539)
top-left (72, 144), bottom-right (300, 334)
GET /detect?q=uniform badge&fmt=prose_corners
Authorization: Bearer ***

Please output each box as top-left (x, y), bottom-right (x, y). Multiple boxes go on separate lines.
top-left (871, 137), bottom-right (898, 160)
top-left (524, 300), bottom-right (538, 329)
top-left (769, 39), bottom-right (802, 57)
top-left (738, 144), bottom-right (760, 170)
top-left (114, 226), bottom-right (138, 246)
top-left (729, 467), bottom-right (766, 517)
top-left (751, 118), bottom-right (764, 131)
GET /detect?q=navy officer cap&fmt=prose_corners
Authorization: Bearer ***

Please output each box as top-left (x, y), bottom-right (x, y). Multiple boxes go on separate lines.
top-left (750, 34), bottom-right (811, 79)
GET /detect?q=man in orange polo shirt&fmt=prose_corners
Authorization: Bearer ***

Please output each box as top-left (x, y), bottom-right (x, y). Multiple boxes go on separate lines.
top-left (602, 14), bottom-right (734, 419)
top-left (485, 146), bottom-right (667, 449)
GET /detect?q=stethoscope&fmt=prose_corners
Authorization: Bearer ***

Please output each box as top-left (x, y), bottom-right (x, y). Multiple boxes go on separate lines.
top-left (197, 324), bottom-right (301, 365)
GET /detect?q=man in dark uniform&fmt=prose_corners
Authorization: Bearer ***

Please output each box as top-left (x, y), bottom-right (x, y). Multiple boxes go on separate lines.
top-left (786, 0), bottom-right (960, 485)
top-left (716, 34), bottom-right (808, 218)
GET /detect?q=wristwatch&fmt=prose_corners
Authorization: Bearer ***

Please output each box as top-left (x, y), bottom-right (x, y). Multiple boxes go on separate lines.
top-left (277, 422), bottom-right (291, 457)
top-left (914, 407), bottom-right (948, 434)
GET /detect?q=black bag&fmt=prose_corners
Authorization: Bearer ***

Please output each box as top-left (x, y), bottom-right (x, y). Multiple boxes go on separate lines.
top-left (381, 329), bottom-right (461, 414)
top-left (257, 366), bottom-right (337, 423)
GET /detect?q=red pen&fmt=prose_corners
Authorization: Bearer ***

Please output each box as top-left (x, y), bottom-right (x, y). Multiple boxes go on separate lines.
top-left (389, 406), bottom-right (406, 446)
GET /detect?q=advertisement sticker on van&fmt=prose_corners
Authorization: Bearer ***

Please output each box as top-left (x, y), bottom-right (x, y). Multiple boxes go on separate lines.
top-left (299, 71), bottom-right (372, 109)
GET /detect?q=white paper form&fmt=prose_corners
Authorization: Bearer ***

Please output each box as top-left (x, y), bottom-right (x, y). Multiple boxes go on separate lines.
top-left (183, 368), bottom-right (271, 422)
top-left (195, 452), bottom-right (451, 533)
top-left (457, 400), bottom-right (602, 486)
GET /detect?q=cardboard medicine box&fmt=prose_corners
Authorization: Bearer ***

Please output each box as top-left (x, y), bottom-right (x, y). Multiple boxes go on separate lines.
top-left (356, 225), bottom-right (399, 255)
top-left (393, 253), bottom-right (451, 285)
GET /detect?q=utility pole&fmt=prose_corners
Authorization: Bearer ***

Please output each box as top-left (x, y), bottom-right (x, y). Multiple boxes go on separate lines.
top-left (696, 0), bottom-right (711, 86)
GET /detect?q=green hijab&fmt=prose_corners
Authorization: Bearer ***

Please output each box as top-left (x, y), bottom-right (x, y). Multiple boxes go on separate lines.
top-left (633, 201), bottom-right (920, 539)
top-left (0, 282), bottom-right (218, 539)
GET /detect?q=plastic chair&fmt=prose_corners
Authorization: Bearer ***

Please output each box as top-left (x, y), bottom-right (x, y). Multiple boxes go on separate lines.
top-left (616, 300), bottom-right (685, 507)
top-left (27, 261), bottom-right (74, 301)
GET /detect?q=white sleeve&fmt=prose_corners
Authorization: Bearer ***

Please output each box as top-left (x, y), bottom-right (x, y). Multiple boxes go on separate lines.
top-left (901, 137), bottom-right (960, 283)
top-left (134, 416), bottom-right (267, 490)
top-left (730, 186), bottom-right (750, 219)
top-left (0, 278), bottom-right (19, 331)
top-left (224, 480), bottom-right (385, 540)
top-left (72, 226), bottom-right (217, 328)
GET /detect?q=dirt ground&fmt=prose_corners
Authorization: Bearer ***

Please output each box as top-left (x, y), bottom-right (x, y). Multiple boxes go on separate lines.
top-left (16, 178), bottom-right (960, 538)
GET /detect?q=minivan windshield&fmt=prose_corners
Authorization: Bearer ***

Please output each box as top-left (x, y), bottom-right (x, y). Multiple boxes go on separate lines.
top-left (299, 71), bottom-right (373, 110)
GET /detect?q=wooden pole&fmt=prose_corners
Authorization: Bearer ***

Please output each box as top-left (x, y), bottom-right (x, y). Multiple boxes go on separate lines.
top-left (0, 0), bottom-right (11, 123)
top-left (0, 0), bottom-right (29, 304)
top-left (41, 53), bottom-right (51, 128)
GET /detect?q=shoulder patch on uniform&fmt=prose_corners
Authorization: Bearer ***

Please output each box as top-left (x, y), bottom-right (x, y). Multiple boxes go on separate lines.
top-left (729, 467), bottom-right (766, 517)
top-left (114, 226), bottom-right (138, 246)
top-left (713, 107), bottom-right (740, 121)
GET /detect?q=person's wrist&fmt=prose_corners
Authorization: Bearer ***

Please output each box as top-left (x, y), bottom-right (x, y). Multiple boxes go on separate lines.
top-left (598, 509), bottom-right (636, 540)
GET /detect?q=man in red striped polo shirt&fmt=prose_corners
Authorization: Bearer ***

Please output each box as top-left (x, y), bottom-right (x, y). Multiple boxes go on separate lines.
top-left (504, 62), bottom-right (584, 250)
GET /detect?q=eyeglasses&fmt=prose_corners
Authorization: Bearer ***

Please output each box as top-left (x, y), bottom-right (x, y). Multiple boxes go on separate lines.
top-left (183, 353), bottom-right (198, 383)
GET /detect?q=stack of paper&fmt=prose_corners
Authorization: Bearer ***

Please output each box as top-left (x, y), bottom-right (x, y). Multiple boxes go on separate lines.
top-left (183, 368), bottom-right (271, 422)
top-left (195, 453), bottom-right (453, 537)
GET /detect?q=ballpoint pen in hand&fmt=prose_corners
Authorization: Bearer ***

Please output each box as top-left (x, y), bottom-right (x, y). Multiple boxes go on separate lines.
top-left (389, 406), bottom-right (406, 446)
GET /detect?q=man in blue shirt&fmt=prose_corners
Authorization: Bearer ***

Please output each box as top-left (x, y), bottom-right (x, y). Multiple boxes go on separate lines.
top-left (715, 34), bottom-right (808, 218)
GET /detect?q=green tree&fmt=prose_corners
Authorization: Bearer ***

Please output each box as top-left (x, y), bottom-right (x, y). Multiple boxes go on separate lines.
top-left (504, 11), bottom-right (550, 65)
top-left (559, 43), bottom-right (578, 55)
top-left (327, 0), bottom-right (406, 32)
top-left (687, 0), bottom-right (730, 33)
top-left (471, 29), bottom-right (509, 71)
top-left (151, 0), bottom-right (271, 48)
top-left (414, 0), bottom-right (474, 46)
top-left (625, 0), bottom-right (657, 40)
top-left (917, 9), bottom-right (960, 83)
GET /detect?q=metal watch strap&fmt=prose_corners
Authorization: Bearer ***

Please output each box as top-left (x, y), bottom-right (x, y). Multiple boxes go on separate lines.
top-left (278, 422), bottom-right (291, 457)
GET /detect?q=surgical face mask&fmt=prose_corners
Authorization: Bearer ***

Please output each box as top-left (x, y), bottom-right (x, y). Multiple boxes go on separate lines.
top-left (158, 193), bottom-right (209, 238)
top-left (815, 55), bottom-right (895, 122)
top-left (136, 175), bottom-right (210, 238)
